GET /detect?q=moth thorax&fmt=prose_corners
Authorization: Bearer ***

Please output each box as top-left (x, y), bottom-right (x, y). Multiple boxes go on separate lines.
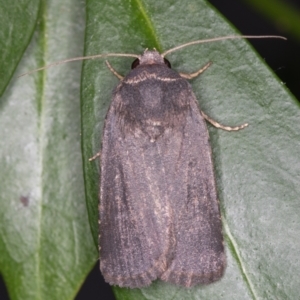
top-left (139, 50), bottom-right (165, 65)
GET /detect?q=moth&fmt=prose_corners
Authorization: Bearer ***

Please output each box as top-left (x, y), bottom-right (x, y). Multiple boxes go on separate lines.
top-left (20, 34), bottom-right (286, 288)
top-left (94, 36), bottom-right (283, 288)
top-left (99, 49), bottom-right (237, 288)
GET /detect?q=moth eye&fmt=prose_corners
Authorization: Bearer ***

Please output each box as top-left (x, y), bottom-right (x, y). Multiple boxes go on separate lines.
top-left (131, 58), bottom-right (140, 69)
top-left (164, 58), bottom-right (171, 68)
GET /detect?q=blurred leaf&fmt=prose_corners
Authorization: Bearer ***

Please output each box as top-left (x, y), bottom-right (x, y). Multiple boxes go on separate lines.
top-left (0, 0), bottom-right (96, 300)
top-left (82, 0), bottom-right (300, 299)
top-left (242, 0), bottom-right (300, 42)
top-left (0, 0), bottom-right (40, 97)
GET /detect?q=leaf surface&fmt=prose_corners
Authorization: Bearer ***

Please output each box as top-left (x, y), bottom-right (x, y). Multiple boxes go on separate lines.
top-left (0, 0), bottom-right (40, 96)
top-left (0, 1), bottom-right (96, 299)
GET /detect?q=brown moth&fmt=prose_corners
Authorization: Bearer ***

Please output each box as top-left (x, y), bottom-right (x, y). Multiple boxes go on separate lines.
top-left (19, 35), bottom-right (286, 288)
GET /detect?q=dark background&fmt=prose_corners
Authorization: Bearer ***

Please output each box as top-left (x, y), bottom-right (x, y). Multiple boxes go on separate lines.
top-left (1, 0), bottom-right (299, 299)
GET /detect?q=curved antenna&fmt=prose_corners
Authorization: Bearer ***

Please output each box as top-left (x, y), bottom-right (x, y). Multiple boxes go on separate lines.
top-left (18, 53), bottom-right (140, 78)
top-left (162, 35), bottom-right (287, 57)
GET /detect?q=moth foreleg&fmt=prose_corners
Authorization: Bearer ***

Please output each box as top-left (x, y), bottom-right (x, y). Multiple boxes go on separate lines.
top-left (89, 151), bottom-right (101, 161)
top-left (179, 61), bottom-right (212, 79)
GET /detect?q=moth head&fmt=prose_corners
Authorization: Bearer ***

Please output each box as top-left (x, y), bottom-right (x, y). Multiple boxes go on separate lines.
top-left (131, 50), bottom-right (171, 69)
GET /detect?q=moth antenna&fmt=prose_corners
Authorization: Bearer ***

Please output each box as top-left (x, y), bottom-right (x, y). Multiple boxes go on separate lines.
top-left (18, 53), bottom-right (140, 78)
top-left (162, 35), bottom-right (287, 57)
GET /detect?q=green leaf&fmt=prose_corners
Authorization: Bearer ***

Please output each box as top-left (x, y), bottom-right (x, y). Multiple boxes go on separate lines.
top-left (1, 0), bottom-right (299, 299)
top-left (82, 0), bottom-right (300, 299)
top-left (0, 0), bottom-right (96, 300)
top-left (0, 0), bottom-right (40, 97)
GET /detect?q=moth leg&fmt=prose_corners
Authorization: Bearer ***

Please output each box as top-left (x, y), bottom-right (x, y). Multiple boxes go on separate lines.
top-left (201, 111), bottom-right (248, 131)
top-left (179, 61), bottom-right (212, 79)
top-left (105, 60), bottom-right (124, 80)
top-left (89, 151), bottom-right (101, 161)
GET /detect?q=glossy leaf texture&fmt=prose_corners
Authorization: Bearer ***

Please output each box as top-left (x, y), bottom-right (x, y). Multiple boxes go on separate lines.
top-left (0, 0), bottom-right (40, 97)
top-left (81, 0), bottom-right (300, 299)
top-left (0, 0), bottom-right (96, 300)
